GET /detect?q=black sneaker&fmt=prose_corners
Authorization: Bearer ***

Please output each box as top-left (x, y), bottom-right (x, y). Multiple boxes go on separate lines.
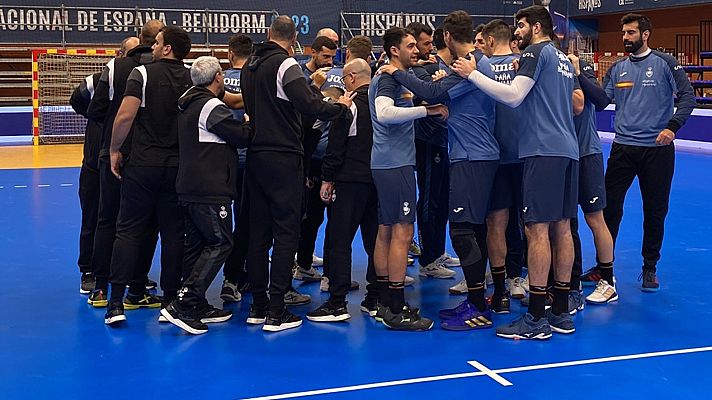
top-left (145, 279), bottom-right (158, 291)
top-left (196, 302), bottom-right (233, 324)
top-left (640, 269), bottom-right (660, 292)
top-left (87, 289), bottom-right (108, 308)
top-left (246, 304), bottom-right (268, 325)
top-left (80, 272), bottom-right (95, 294)
top-left (262, 309), bottom-right (303, 332)
top-left (489, 293), bottom-right (511, 314)
top-left (123, 292), bottom-right (162, 310)
top-left (306, 300), bottom-right (351, 322)
top-left (104, 301), bottom-right (126, 325)
top-left (360, 297), bottom-right (379, 317)
top-left (382, 306), bottom-right (433, 331)
top-left (160, 302), bottom-right (208, 335)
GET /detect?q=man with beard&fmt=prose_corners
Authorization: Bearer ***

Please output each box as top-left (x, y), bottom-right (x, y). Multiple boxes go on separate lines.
top-left (576, 13), bottom-right (694, 293)
top-left (380, 10), bottom-right (499, 330)
top-left (369, 27), bottom-right (448, 331)
top-left (302, 36), bottom-right (337, 87)
top-left (452, 5), bottom-right (583, 339)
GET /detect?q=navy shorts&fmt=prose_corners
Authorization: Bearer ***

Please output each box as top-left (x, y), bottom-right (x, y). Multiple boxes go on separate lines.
top-left (489, 162), bottom-right (524, 212)
top-left (578, 153), bottom-right (606, 213)
top-left (372, 166), bottom-right (417, 225)
top-left (449, 160), bottom-right (499, 224)
top-left (521, 156), bottom-right (578, 223)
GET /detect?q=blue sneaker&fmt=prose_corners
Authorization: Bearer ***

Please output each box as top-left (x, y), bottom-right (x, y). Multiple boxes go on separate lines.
top-left (440, 302), bottom-right (493, 331)
top-left (568, 290), bottom-right (585, 315)
top-left (438, 299), bottom-right (471, 320)
top-left (545, 309), bottom-right (576, 334)
top-left (640, 269), bottom-right (660, 292)
top-left (496, 313), bottom-right (552, 340)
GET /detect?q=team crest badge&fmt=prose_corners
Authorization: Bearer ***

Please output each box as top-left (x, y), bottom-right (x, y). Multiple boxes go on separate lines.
top-left (646, 67), bottom-right (653, 78)
top-left (403, 202), bottom-right (411, 216)
top-left (219, 206), bottom-right (228, 219)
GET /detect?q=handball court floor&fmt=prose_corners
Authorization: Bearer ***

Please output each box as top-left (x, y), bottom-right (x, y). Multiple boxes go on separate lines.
top-left (1, 142), bottom-right (711, 399)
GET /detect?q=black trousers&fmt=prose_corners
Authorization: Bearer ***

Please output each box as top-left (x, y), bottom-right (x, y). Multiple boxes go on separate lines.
top-left (178, 202), bottom-right (234, 308)
top-left (78, 162), bottom-right (100, 274)
top-left (505, 206), bottom-right (526, 278)
top-left (92, 159), bottom-right (157, 291)
top-left (246, 152), bottom-right (304, 312)
top-left (223, 167), bottom-right (249, 285)
top-left (296, 158), bottom-right (330, 273)
top-left (603, 142), bottom-right (675, 271)
top-left (415, 139), bottom-right (450, 266)
top-left (110, 165), bottom-right (184, 293)
top-left (327, 181), bottom-right (378, 301)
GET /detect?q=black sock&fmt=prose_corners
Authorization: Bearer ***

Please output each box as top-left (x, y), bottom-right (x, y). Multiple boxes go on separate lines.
top-left (598, 261), bottom-right (614, 286)
top-left (528, 285), bottom-right (547, 320)
top-left (109, 283), bottom-right (126, 302)
top-left (388, 281), bottom-right (405, 314)
top-left (491, 265), bottom-right (507, 299)
top-left (467, 282), bottom-right (487, 311)
top-left (552, 280), bottom-right (570, 315)
top-left (376, 275), bottom-right (389, 307)
top-left (570, 272), bottom-right (582, 293)
top-left (127, 284), bottom-right (145, 298)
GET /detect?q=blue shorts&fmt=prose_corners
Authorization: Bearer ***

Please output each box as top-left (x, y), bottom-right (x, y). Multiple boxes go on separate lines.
top-left (578, 153), bottom-right (606, 214)
top-left (449, 160), bottom-right (499, 224)
top-left (372, 166), bottom-right (417, 226)
top-left (489, 162), bottom-right (524, 212)
top-left (522, 156), bottom-right (578, 223)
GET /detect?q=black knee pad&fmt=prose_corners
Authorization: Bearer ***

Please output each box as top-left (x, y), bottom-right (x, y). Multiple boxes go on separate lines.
top-left (449, 228), bottom-right (482, 266)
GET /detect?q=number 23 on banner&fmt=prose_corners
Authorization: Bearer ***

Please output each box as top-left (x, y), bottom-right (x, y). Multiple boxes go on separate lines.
top-left (291, 15), bottom-right (310, 35)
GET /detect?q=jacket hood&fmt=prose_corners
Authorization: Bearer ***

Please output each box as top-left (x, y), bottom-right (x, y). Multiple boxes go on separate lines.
top-left (247, 41), bottom-right (288, 71)
top-left (127, 44), bottom-right (153, 57)
top-left (177, 86), bottom-right (214, 111)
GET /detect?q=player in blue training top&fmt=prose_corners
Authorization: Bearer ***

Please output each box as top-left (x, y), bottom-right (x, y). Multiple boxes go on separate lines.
top-left (220, 34), bottom-right (252, 304)
top-left (576, 13), bottom-right (694, 294)
top-left (380, 10), bottom-right (500, 331)
top-left (453, 5), bottom-right (585, 340)
top-left (369, 27), bottom-right (447, 332)
top-left (480, 19), bottom-right (528, 304)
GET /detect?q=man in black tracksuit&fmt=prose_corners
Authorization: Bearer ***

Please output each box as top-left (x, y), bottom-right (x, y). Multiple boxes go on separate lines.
top-left (306, 58), bottom-right (378, 322)
top-left (70, 72), bottom-right (102, 295)
top-left (104, 26), bottom-right (193, 325)
top-left (85, 23), bottom-right (163, 309)
top-left (161, 56), bottom-right (251, 335)
top-left (240, 16), bottom-right (351, 332)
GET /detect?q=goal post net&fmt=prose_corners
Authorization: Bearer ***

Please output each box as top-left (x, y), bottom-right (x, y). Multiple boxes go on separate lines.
top-left (32, 49), bottom-right (116, 145)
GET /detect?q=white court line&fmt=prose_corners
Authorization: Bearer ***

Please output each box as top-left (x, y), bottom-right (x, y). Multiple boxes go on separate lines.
top-left (37, 184), bottom-right (50, 188)
top-left (13, 185), bottom-right (27, 188)
top-left (241, 346), bottom-right (712, 400)
top-left (59, 183), bottom-right (73, 187)
top-left (467, 360), bottom-right (513, 386)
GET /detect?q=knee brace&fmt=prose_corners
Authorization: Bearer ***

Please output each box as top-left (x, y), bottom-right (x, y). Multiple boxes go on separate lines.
top-left (449, 228), bottom-right (482, 267)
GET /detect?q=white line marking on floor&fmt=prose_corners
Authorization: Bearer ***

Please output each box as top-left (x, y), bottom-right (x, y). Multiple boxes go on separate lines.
top-left (13, 185), bottom-right (27, 188)
top-left (241, 346), bottom-right (712, 400)
top-left (467, 360), bottom-right (513, 386)
top-left (37, 184), bottom-right (50, 188)
top-left (59, 183), bottom-right (73, 187)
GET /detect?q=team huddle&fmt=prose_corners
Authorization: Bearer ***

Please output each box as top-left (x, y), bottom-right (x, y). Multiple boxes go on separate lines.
top-left (71, 5), bottom-right (694, 338)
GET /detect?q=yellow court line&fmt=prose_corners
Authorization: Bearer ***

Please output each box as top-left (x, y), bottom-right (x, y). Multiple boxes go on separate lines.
top-left (0, 144), bottom-right (83, 169)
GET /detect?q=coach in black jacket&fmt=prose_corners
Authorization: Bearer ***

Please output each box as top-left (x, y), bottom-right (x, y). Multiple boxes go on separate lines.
top-left (160, 56), bottom-right (251, 335)
top-left (306, 59), bottom-right (379, 323)
top-left (240, 15), bottom-right (353, 332)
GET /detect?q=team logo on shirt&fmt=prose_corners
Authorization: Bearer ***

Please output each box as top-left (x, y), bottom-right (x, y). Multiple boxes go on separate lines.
top-left (403, 202), bottom-right (411, 216)
top-left (453, 207), bottom-right (464, 213)
top-left (589, 197), bottom-right (599, 204)
top-left (646, 67), bottom-right (654, 78)
top-left (219, 206), bottom-right (228, 219)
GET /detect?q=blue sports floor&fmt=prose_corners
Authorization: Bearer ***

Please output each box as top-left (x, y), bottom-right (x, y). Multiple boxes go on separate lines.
top-left (1, 143), bottom-right (712, 399)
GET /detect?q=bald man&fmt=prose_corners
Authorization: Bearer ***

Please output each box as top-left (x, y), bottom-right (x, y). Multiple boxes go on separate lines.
top-left (316, 27), bottom-right (339, 44)
top-left (307, 59), bottom-right (378, 322)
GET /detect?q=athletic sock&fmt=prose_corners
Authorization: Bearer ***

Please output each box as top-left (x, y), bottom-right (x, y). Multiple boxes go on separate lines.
top-left (376, 275), bottom-right (389, 308)
top-left (491, 265), bottom-right (507, 299)
top-left (388, 281), bottom-right (405, 314)
top-left (552, 280), bottom-right (570, 316)
top-left (528, 285), bottom-right (548, 320)
top-left (109, 283), bottom-right (126, 303)
top-left (467, 282), bottom-right (487, 312)
top-left (598, 261), bottom-right (614, 286)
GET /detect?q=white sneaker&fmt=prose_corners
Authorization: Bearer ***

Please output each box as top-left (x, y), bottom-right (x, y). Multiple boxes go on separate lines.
top-left (293, 265), bottom-right (322, 282)
top-left (449, 278), bottom-right (467, 295)
top-left (437, 253), bottom-right (461, 267)
top-left (521, 274), bottom-right (530, 292)
top-left (404, 275), bottom-right (415, 286)
top-left (312, 253), bottom-right (324, 267)
top-left (507, 277), bottom-right (527, 299)
top-left (419, 260), bottom-right (456, 279)
top-left (320, 277), bottom-right (329, 292)
top-left (586, 280), bottom-right (618, 304)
